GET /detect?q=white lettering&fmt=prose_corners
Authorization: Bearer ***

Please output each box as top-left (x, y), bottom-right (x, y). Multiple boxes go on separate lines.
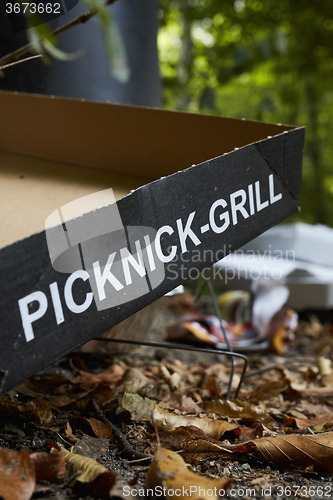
top-left (155, 225), bottom-right (177, 262)
top-left (49, 282), bottom-right (64, 325)
top-left (248, 183), bottom-right (255, 215)
top-left (122, 486), bottom-right (131, 497)
top-left (18, 291), bottom-right (48, 342)
top-left (64, 270), bottom-right (94, 313)
top-left (120, 240), bottom-right (146, 286)
top-left (269, 174), bottom-right (282, 203)
top-left (230, 189), bottom-right (249, 225)
top-left (93, 253), bottom-right (124, 300)
top-left (176, 211), bottom-right (201, 253)
top-left (255, 180), bottom-right (269, 211)
top-left (143, 234), bottom-right (156, 271)
top-left (209, 199), bottom-right (230, 233)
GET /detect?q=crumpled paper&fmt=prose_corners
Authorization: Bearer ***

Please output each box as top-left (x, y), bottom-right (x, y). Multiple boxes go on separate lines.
top-left (164, 279), bottom-right (298, 353)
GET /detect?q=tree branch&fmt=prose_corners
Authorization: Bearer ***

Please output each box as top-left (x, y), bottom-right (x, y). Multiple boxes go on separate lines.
top-left (0, 0), bottom-right (118, 69)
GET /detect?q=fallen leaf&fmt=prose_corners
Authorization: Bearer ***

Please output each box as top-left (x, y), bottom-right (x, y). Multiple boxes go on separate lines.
top-left (88, 417), bottom-right (113, 441)
top-left (30, 449), bottom-right (66, 483)
top-left (159, 364), bottom-right (182, 391)
top-left (164, 393), bottom-right (203, 413)
top-left (303, 386), bottom-right (333, 398)
top-left (0, 448), bottom-right (35, 500)
top-left (163, 391), bottom-right (203, 413)
top-left (17, 378), bottom-right (92, 408)
top-left (226, 432), bottom-right (333, 472)
top-left (318, 356), bottom-right (333, 386)
top-left (203, 399), bottom-right (272, 424)
top-left (117, 368), bottom-right (150, 394)
top-left (153, 407), bottom-right (240, 439)
top-left (146, 446), bottom-right (231, 500)
top-left (90, 383), bottom-right (115, 407)
top-left (65, 421), bottom-right (78, 442)
top-left (298, 401), bottom-right (333, 417)
top-left (139, 381), bottom-right (171, 400)
top-left (121, 392), bottom-right (157, 421)
top-left (60, 446), bottom-right (116, 496)
top-left (284, 414), bottom-right (333, 431)
top-left (318, 356), bottom-right (331, 376)
top-left (0, 396), bottom-right (52, 424)
top-left (247, 379), bottom-right (287, 403)
top-left (237, 424), bottom-right (275, 441)
top-left (72, 435), bottom-right (109, 460)
top-left (71, 363), bottom-right (125, 386)
top-left (159, 426), bottom-right (233, 455)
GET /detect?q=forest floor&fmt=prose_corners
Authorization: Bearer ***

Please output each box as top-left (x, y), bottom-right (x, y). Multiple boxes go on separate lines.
top-left (1, 302), bottom-right (333, 500)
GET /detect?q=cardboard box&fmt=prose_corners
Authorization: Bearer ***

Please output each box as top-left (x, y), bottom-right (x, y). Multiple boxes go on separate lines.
top-left (0, 91), bottom-right (304, 393)
top-left (242, 223), bottom-right (333, 268)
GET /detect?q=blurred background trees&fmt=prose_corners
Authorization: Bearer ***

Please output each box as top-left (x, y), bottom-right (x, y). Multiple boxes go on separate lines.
top-left (158, 0), bottom-right (333, 226)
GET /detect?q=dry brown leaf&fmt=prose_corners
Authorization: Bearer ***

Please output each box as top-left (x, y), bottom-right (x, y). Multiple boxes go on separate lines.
top-left (298, 401), bottom-right (333, 417)
top-left (247, 379), bottom-right (287, 403)
top-left (16, 378), bottom-right (92, 408)
top-left (227, 432), bottom-right (333, 472)
top-left (0, 448), bottom-right (35, 500)
top-left (164, 393), bottom-right (203, 413)
top-left (159, 364), bottom-right (182, 391)
top-left (237, 424), bottom-right (275, 441)
top-left (140, 381), bottom-right (171, 400)
top-left (303, 386), bottom-right (333, 398)
top-left (30, 450), bottom-right (66, 483)
top-left (146, 446), bottom-right (231, 500)
top-left (203, 399), bottom-right (272, 424)
top-left (60, 446), bottom-right (116, 496)
top-left (65, 422), bottom-right (78, 442)
top-left (153, 407), bottom-right (240, 439)
top-left (316, 356), bottom-right (333, 386)
top-left (159, 426), bottom-right (233, 454)
top-left (0, 397), bottom-right (52, 424)
top-left (284, 414), bottom-right (333, 431)
top-left (117, 368), bottom-right (150, 394)
top-left (166, 429), bottom-right (333, 473)
top-left (90, 384), bottom-right (115, 407)
top-left (71, 363), bottom-right (125, 386)
top-left (88, 417), bottom-right (113, 441)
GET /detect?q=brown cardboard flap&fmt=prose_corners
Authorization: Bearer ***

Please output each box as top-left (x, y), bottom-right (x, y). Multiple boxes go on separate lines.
top-left (0, 91), bottom-right (294, 178)
top-left (0, 152), bottom-right (151, 247)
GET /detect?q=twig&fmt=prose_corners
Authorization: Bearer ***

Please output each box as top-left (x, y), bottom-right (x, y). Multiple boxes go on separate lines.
top-left (91, 400), bottom-right (152, 465)
top-left (0, 54), bottom-right (43, 71)
top-left (244, 360), bottom-right (297, 379)
top-left (0, 0), bottom-right (118, 69)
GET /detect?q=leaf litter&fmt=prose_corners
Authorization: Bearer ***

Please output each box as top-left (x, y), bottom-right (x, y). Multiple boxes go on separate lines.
top-left (1, 316), bottom-right (333, 498)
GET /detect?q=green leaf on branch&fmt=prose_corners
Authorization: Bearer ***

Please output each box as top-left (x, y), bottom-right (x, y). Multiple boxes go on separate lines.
top-left (82, 0), bottom-right (130, 83)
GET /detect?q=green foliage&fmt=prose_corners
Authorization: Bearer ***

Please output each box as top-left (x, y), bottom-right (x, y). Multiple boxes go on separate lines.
top-left (25, 0), bottom-right (129, 83)
top-left (27, 22), bottom-right (79, 61)
top-left (158, 0), bottom-right (333, 225)
top-left (82, 0), bottom-right (129, 83)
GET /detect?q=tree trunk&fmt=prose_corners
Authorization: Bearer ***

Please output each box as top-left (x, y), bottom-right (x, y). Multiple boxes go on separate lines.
top-left (177, 0), bottom-right (193, 110)
top-left (305, 81), bottom-right (326, 224)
